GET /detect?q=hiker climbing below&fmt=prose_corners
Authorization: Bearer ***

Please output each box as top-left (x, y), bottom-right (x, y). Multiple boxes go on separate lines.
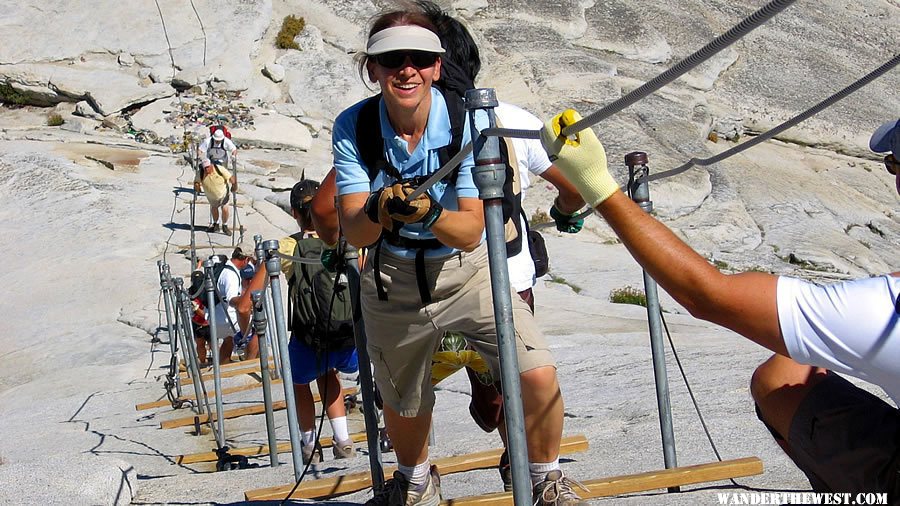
top-left (543, 110), bottom-right (900, 496)
top-left (236, 179), bottom-right (360, 466)
top-left (208, 247), bottom-right (256, 364)
top-left (195, 125), bottom-right (238, 235)
top-left (332, 9), bottom-right (583, 505)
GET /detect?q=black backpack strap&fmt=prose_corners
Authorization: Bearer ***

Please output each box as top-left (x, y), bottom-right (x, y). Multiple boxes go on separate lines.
top-left (286, 273), bottom-right (296, 332)
top-left (414, 248), bottom-right (431, 305)
top-left (373, 239), bottom-right (388, 301)
top-left (356, 95), bottom-right (404, 182)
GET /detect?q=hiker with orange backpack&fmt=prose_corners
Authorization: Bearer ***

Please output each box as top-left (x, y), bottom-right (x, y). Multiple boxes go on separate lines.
top-left (194, 125), bottom-right (238, 235)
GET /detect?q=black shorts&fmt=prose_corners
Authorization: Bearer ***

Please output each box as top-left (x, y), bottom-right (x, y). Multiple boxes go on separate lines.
top-left (785, 373), bottom-right (900, 495)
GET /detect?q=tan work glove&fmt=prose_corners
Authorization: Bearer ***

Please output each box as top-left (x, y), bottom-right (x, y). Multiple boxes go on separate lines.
top-left (193, 181), bottom-right (202, 193)
top-left (364, 186), bottom-right (399, 232)
top-left (541, 109), bottom-right (618, 208)
top-left (385, 182), bottom-right (443, 229)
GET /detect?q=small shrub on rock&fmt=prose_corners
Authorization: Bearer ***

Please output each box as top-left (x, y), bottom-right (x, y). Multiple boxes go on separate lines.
top-left (276, 15), bottom-right (305, 50)
top-left (47, 113), bottom-right (64, 126)
top-left (609, 285), bottom-right (647, 307)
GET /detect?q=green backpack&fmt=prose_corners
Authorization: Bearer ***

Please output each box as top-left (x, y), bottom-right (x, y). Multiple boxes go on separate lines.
top-left (286, 235), bottom-right (356, 352)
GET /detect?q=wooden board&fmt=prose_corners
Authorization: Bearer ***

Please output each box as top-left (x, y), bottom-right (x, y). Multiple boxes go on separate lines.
top-left (244, 434), bottom-right (589, 501)
top-left (179, 356), bottom-right (273, 374)
top-left (135, 379), bottom-right (283, 411)
top-left (178, 430), bottom-right (369, 464)
top-left (181, 364), bottom-right (272, 386)
top-left (159, 387), bottom-right (358, 429)
top-left (442, 457), bottom-right (764, 505)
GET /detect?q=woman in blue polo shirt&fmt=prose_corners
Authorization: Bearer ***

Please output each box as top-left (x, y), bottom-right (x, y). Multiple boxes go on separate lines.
top-left (331, 10), bottom-right (574, 505)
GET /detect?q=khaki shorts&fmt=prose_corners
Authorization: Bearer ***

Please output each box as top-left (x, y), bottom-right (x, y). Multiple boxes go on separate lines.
top-left (206, 190), bottom-right (230, 209)
top-left (360, 242), bottom-right (554, 417)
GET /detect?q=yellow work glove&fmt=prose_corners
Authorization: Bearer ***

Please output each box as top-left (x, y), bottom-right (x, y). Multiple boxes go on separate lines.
top-left (541, 109), bottom-right (618, 208)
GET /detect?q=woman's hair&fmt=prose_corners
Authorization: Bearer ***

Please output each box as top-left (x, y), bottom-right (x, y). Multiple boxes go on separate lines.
top-left (355, 4), bottom-right (439, 83)
top-left (413, 0), bottom-right (480, 82)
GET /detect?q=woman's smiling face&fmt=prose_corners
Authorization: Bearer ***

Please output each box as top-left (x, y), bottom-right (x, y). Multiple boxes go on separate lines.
top-left (368, 50), bottom-right (441, 112)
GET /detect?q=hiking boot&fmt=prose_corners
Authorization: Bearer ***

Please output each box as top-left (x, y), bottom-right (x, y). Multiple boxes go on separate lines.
top-left (222, 224), bottom-right (231, 236)
top-left (498, 449), bottom-right (512, 492)
top-left (332, 438), bottom-right (356, 459)
top-left (301, 442), bottom-right (322, 465)
top-left (532, 470), bottom-right (589, 505)
top-left (209, 223), bottom-right (220, 233)
top-left (365, 466), bottom-right (441, 506)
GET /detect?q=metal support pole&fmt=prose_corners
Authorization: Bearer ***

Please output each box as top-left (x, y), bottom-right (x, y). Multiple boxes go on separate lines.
top-left (158, 261), bottom-right (182, 398)
top-left (255, 235), bottom-right (281, 379)
top-left (263, 240), bottom-right (304, 480)
top-left (231, 157), bottom-right (238, 248)
top-left (164, 264), bottom-right (193, 382)
top-left (204, 258), bottom-right (227, 449)
top-left (466, 88), bottom-right (530, 506)
top-left (344, 247), bottom-right (385, 492)
top-left (626, 152), bottom-right (678, 491)
top-left (252, 290), bottom-right (280, 467)
top-left (190, 152), bottom-right (198, 269)
top-left (174, 277), bottom-right (206, 415)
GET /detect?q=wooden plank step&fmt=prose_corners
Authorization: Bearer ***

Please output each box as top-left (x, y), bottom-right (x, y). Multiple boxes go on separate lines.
top-left (178, 430), bottom-right (369, 464)
top-left (159, 387), bottom-right (358, 429)
top-left (181, 364), bottom-right (272, 386)
top-left (135, 378), bottom-right (283, 411)
top-left (441, 456), bottom-right (764, 505)
top-left (179, 356), bottom-right (273, 374)
top-left (244, 434), bottom-right (589, 501)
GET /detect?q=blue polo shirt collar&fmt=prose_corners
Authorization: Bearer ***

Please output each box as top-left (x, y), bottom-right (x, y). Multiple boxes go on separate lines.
top-left (378, 88), bottom-right (451, 169)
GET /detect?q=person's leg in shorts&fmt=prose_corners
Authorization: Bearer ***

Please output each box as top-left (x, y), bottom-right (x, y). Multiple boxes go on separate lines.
top-left (431, 245), bottom-right (566, 487)
top-left (752, 354), bottom-right (900, 493)
top-left (289, 337), bottom-right (360, 459)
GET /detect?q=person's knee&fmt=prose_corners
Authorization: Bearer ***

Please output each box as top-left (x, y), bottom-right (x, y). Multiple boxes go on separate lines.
top-left (520, 366), bottom-right (558, 390)
top-left (750, 354), bottom-right (819, 403)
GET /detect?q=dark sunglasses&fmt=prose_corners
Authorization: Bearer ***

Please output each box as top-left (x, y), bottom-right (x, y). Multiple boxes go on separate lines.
top-left (373, 51), bottom-right (439, 70)
top-left (884, 154), bottom-right (899, 176)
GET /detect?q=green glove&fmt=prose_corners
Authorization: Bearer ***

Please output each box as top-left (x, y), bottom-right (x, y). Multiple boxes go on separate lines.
top-left (541, 109), bottom-right (618, 208)
top-left (549, 202), bottom-right (584, 233)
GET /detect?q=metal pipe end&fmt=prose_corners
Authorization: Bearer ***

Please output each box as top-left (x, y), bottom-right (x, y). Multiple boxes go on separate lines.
top-left (625, 151), bottom-right (649, 167)
top-left (464, 88), bottom-right (498, 110)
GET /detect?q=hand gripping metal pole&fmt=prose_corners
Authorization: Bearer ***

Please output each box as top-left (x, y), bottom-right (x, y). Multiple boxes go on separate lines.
top-left (343, 246), bottom-right (385, 492)
top-left (466, 88), bottom-right (530, 506)
top-left (203, 258), bottom-right (227, 449)
top-left (626, 152), bottom-right (678, 491)
top-left (252, 290), bottom-right (280, 467)
top-left (158, 261), bottom-right (183, 398)
top-left (255, 235), bottom-right (281, 380)
top-left (262, 240), bottom-right (304, 480)
top-left (174, 277), bottom-right (206, 414)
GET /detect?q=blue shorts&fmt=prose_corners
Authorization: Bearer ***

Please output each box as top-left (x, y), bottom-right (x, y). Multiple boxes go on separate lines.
top-left (288, 336), bottom-right (359, 385)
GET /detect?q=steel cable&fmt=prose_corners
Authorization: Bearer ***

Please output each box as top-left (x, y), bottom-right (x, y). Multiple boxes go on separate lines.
top-left (561, 0), bottom-right (798, 135)
top-left (645, 53), bottom-right (900, 182)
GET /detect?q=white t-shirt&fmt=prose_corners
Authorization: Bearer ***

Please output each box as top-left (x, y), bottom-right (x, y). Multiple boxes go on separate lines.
top-left (496, 102), bottom-right (553, 292)
top-left (209, 260), bottom-right (241, 336)
top-left (778, 274), bottom-right (900, 404)
top-left (198, 136), bottom-right (237, 165)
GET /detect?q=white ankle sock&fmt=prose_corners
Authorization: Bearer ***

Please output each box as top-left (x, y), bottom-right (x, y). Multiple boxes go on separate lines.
top-left (529, 459), bottom-right (560, 486)
top-left (301, 429), bottom-right (316, 447)
top-left (329, 416), bottom-right (350, 442)
top-left (398, 460), bottom-right (431, 487)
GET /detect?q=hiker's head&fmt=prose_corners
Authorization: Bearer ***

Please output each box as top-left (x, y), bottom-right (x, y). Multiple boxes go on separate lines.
top-left (869, 119), bottom-right (900, 194)
top-left (359, 10), bottom-right (443, 101)
top-left (290, 178), bottom-right (321, 229)
top-left (414, 0), bottom-right (480, 83)
top-left (231, 247), bottom-right (252, 268)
